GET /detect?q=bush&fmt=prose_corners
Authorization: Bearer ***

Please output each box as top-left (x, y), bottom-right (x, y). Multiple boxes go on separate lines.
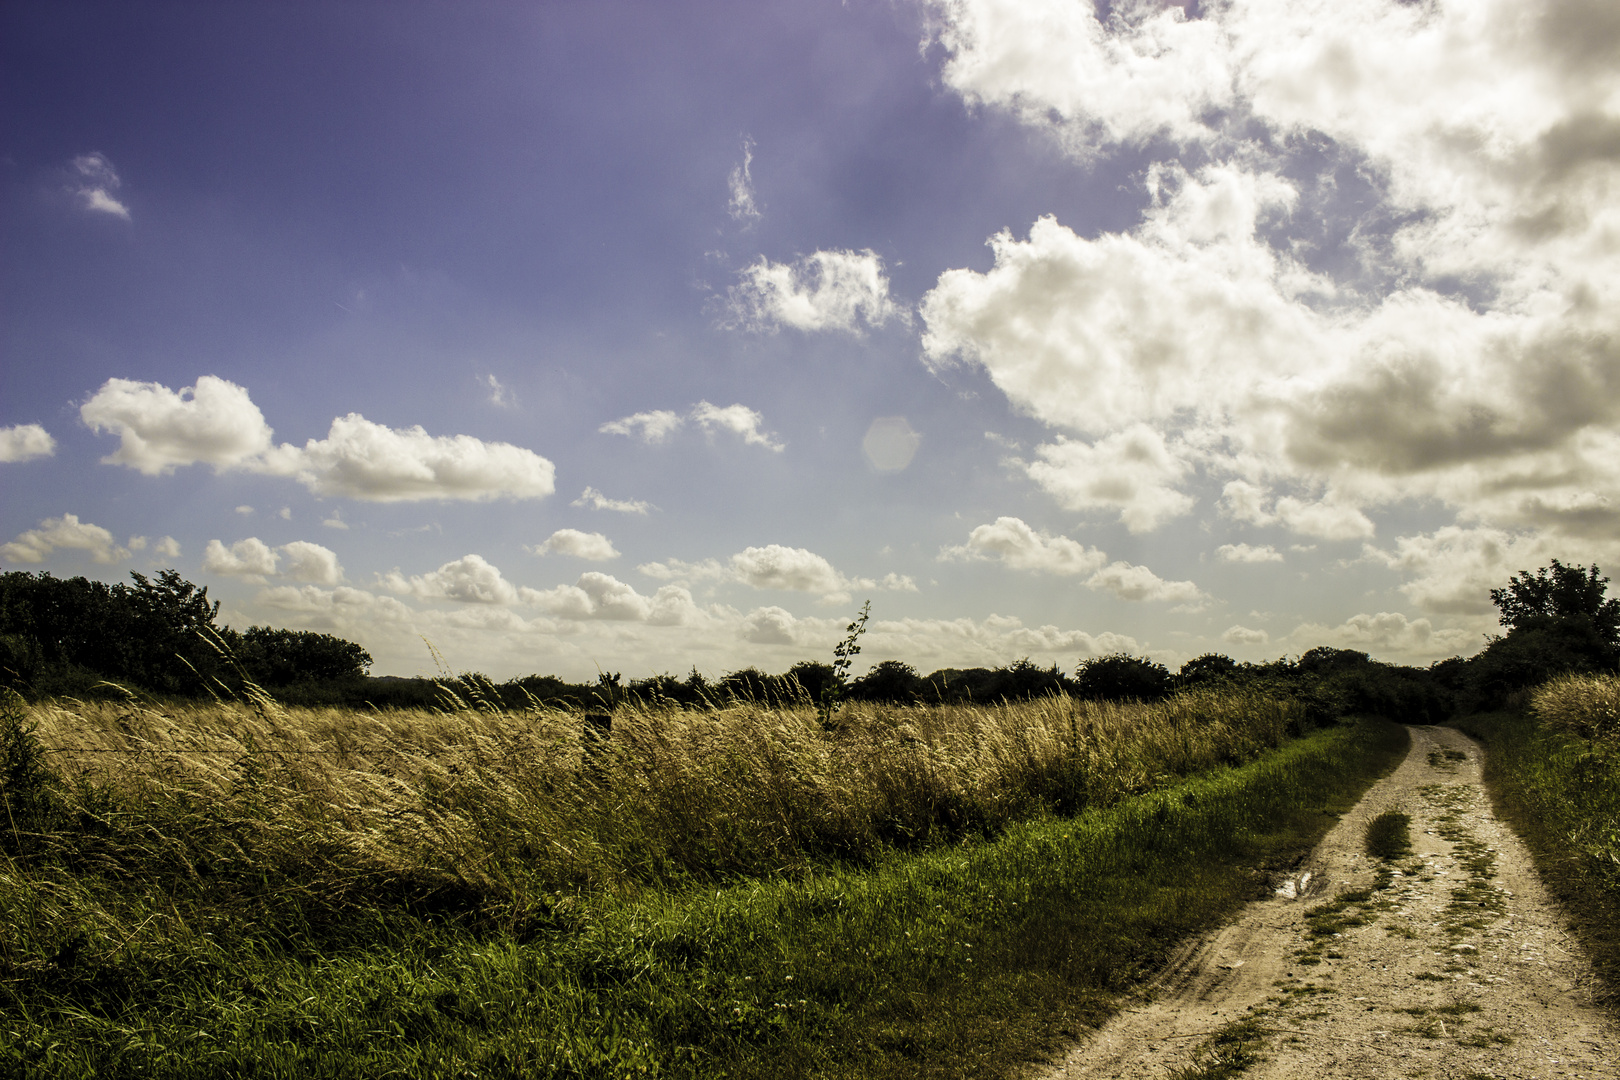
top-left (1075, 653), bottom-right (1171, 702)
top-left (1531, 672), bottom-right (1620, 743)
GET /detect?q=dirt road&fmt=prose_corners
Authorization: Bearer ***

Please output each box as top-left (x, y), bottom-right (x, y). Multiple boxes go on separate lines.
top-left (1038, 725), bottom-right (1619, 1079)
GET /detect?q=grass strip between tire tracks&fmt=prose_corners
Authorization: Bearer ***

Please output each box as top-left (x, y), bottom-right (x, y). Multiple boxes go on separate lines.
top-left (2, 718), bottom-right (1407, 1079)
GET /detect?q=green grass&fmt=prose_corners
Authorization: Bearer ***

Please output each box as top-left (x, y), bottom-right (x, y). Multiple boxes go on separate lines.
top-left (1451, 709), bottom-right (1620, 1011)
top-left (1364, 810), bottom-right (1412, 861)
top-left (0, 705), bottom-right (1407, 1079)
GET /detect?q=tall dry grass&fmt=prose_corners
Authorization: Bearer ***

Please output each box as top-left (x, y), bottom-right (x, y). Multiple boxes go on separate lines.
top-left (23, 687), bottom-right (1301, 921)
top-left (1530, 671), bottom-right (1620, 743)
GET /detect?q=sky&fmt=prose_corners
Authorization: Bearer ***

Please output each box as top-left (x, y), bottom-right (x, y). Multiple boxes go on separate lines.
top-left (3, 0), bottom-right (1619, 681)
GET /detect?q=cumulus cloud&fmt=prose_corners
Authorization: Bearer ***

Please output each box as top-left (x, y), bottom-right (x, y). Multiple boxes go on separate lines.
top-left (916, 0), bottom-right (1620, 549)
top-left (1, 514), bottom-right (130, 565)
top-left (1217, 542), bottom-right (1284, 564)
top-left (730, 544), bottom-right (859, 602)
top-left (728, 136), bottom-right (762, 224)
top-left (727, 249), bottom-right (900, 334)
top-left (279, 541), bottom-right (344, 585)
top-left (941, 516), bottom-right (1108, 576)
top-left (599, 402), bottom-right (782, 452)
top-left (204, 538), bottom-right (344, 585)
top-left (1222, 624), bottom-right (1271, 646)
top-left (204, 538), bottom-right (280, 582)
top-left (943, 517), bottom-right (1204, 604)
top-left (533, 529), bottom-right (619, 561)
top-left (261, 413), bottom-right (555, 502)
top-left (1085, 561), bottom-right (1206, 605)
top-left (72, 152), bottom-right (130, 219)
top-left (1021, 426), bottom-right (1196, 533)
top-left (81, 377), bottom-right (555, 502)
top-left (573, 486), bottom-right (651, 514)
top-left (81, 376), bottom-right (275, 475)
top-left (637, 557), bottom-right (729, 583)
top-left (524, 574), bottom-right (700, 625)
top-left (1364, 525), bottom-right (1620, 617)
top-left (0, 424), bottom-right (56, 463)
top-left (129, 535), bottom-right (181, 559)
top-left (381, 554), bottom-right (520, 605)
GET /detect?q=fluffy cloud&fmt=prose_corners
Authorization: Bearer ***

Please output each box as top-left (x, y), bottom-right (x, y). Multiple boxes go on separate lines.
top-left (1222, 625), bottom-right (1271, 646)
top-left (534, 529), bottom-right (619, 561)
top-left (204, 538), bottom-right (280, 582)
top-left (1085, 561), bottom-right (1205, 605)
top-left (727, 249), bottom-right (900, 334)
top-left (525, 574), bottom-right (701, 625)
top-left (263, 413), bottom-right (555, 502)
top-left (205, 538), bottom-right (345, 585)
top-left (82, 377), bottom-right (555, 502)
top-left (1021, 426), bottom-right (1196, 533)
top-left (1364, 525), bottom-right (1620, 617)
top-left (1217, 543), bottom-right (1284, 564)
top-left (573, 486), bottom-right (651, 514)
top-left (0, 424), bottom-right (55, 463)
top-left (943, 517), bottom-right (1204, 604)
top-left (730, 544), bottom-right (858, 602)
top-left (941, 516), bottom-right (1108, 576)
top-left (917, 0), bottom-right (1620, 546)
top-left (381, 554), bottom-right (520, 605)
top-left (279, 541), bottom-right (344, 585)
top-left (81, 376), bottom-right (274, 474)
top-left (599, 402), bottom-right (782, 451)
top-left (72, 152), bottom-right (130, 218)
top-left (1, 514), bottom-right (130, 565)
top-left (129, 535), bottom-right (181, 559)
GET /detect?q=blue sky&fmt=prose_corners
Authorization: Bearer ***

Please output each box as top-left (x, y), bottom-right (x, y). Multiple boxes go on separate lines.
top-left (5, 0), bottom-right (1619, 680)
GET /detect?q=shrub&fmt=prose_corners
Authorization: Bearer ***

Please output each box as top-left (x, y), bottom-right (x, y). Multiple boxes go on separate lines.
top-left (1075, 653), bottom-right (1171, 702)
top-left (1531, 672), bottom-right (1620, 743)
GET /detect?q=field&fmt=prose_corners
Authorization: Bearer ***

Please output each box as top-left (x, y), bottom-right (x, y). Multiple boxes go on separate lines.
top-left (0, 687), bottom-right (1406, 1078)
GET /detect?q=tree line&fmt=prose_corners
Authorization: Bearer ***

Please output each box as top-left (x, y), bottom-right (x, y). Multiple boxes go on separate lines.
top-left (2, 561), bottom-right (1615, 717)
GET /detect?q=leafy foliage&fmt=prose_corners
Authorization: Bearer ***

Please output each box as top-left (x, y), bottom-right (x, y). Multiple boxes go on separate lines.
top-left (1075, 653), bottom-right (1172, 702)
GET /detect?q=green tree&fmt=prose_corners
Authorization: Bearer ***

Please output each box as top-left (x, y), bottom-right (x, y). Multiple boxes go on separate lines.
top-left (1490, 559), bottom-right (1620, 646)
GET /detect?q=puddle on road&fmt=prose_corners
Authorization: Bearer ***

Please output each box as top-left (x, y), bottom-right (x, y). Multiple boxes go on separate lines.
top-left (1275, 870), bottom-right (1312, 899)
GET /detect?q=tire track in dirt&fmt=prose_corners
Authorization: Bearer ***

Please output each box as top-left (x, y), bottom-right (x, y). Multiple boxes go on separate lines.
top-left (1036, 725), bottom-right (1619, 1079)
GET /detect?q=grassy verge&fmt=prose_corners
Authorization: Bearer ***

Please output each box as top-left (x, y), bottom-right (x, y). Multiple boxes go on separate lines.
top-left (1, 708), bottom-right (1406, 1080)
top-left (1451, 708), bottom-right (1620, 1010)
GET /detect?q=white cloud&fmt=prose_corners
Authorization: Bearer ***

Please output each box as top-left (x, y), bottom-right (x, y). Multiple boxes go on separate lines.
top-left (81, 376), bottom-right (274, 475)
top-left (0, 424), bottom-right (55, 463)
top-left (878, 572), bottom-right (918, 592)
top-left (1, 514), bottom-right (131, 565)
top-left (83, 377), bottom-right (554, 502)
top-left (261, 413), bottom-right (555, 502)
top-left (917, 1), bottom-right (1620, 544)
top-left (942, 516), bottom-right (1203, 603)
top-left (689, 401), bottom-right (784, 452)
top-left (1222, 624), bottom-right (1271, 646)
top-left (279, 540), bottom-right (344, 585)
top-left (740, 606), bottom-right (799, 645)
top-left (573, 486), bottom-right (651, 514)
top-left (727, 249), bottom-right (900, 334)
top-left (1218, 482), bottom-right (1376, 541)
top-left (600, 409), bottom-right (684, 443)
top-left (730, 544), bottom-right (857, 602)
top-left (637, 557), bottom-right (729, 583)
top-left (322, 509), bottom-right (349, 530)
top-left (235, 505), bottom-right (254, 516)
top-left (1085, 561), bottom-right (1206, 605)
top-left (1021, 426), bottom-right (1195, 533)
top-left (941, 516), bottom-right (1108, 576)
top-left (533, 529), bottom-right (619, 561)
top-left (599, 402), bottom-right (783, 452)
top-left (204, 538), bottom-right (280, 582)
top-left (72, 152), bottom-right (130, 219)
top-left (728, 136), bottom-right (762, 224)
top-left (381, 554), bottom-right (521, 605)
top-left (523, 573), bottom-right (700, 625)
top-left (1217, 542), bottom-right (1284, 564)
top-left (278, 507), bottom-right (292, 520)
top-left (206, 537), bottom-right (341, 586)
